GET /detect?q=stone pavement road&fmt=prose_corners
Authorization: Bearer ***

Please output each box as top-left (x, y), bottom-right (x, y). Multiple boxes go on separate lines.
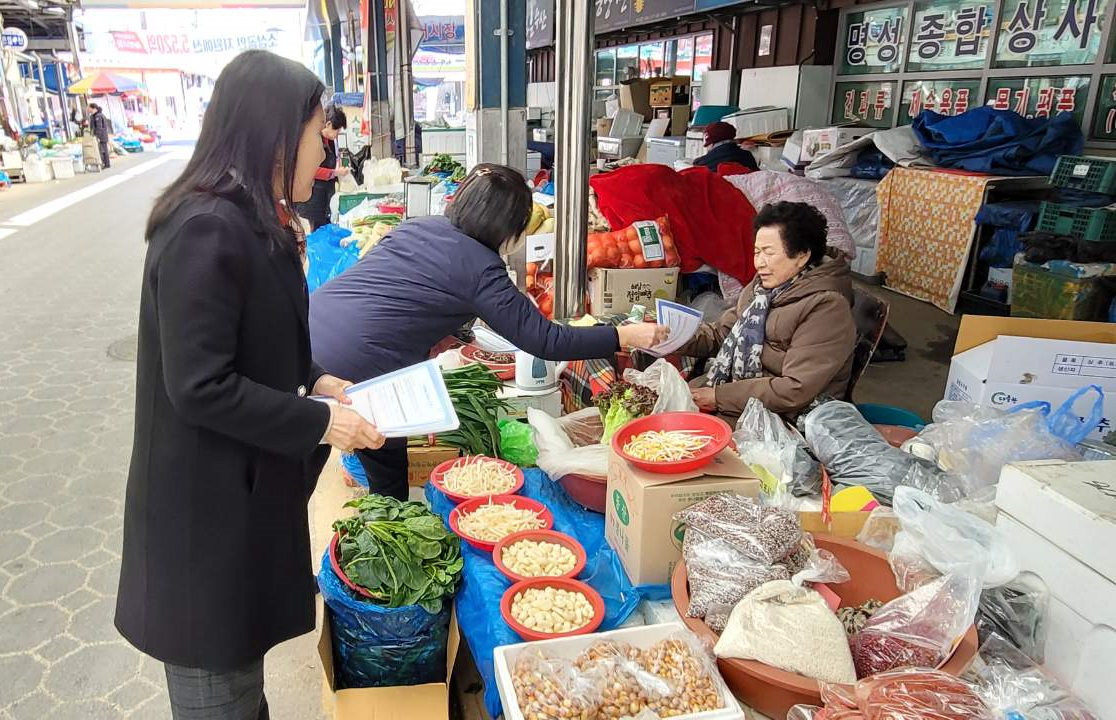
top-left (0, 151), bottom-right (330, 720)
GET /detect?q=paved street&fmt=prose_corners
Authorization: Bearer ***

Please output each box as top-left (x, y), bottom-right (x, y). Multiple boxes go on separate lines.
top-left (0, 150), bottom-right (330, 719)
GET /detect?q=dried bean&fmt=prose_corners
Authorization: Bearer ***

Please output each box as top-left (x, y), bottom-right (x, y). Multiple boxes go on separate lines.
top-left (682, 526), bottom-right (789, 623)
top-left (674, 493), bottom-right (802, 565)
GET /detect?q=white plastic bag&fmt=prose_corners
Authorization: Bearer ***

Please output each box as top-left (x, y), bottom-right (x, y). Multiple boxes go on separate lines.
top-left (623, 359), bottom-right (698, 414)
top-left (365, 157), bottom-right (402, 187)
top-left (734, 398), bottom-right (822, 504)
top-left (528, 407), bottom-right (609, 480)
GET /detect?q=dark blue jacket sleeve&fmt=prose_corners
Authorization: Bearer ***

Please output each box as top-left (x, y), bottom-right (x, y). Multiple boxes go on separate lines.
top-left (471, 263), bottom-right (619, 361)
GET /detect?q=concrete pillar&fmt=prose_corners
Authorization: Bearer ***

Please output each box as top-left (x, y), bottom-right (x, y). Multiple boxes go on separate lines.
top-left (329, 21), bottom-right (344, 92)
top-left (464, 0), bottom-right (526, 174)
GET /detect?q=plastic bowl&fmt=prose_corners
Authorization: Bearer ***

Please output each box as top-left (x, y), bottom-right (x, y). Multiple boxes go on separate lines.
top-left (670, 534), bottom-right (980, 720)
top-left (328, 531), bottom-right (378, 600)
top-left (500, 577), bottom-right (605, 641)
top-left (429, 456), bottom-right (525, 505)
top-left (460, 344), bottom-right (516, 381)
top-left (611, 412), bottom-right (733, 474)
top-left (558, 472), bottom-right (608, 513)
top-left (856, 403), bottom-right (926, 430)
top-left (448, 495), bottom-right (553, 552)
top-left (493, 529), bottom-right (587, 583)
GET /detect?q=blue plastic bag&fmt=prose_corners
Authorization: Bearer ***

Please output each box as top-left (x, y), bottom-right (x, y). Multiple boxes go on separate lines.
top-left (1009, 384), bottom-right (1104, 445)
top-left (306, 224), bottom-right (358, 293)
top-left (340, 452), bottom-right (369, 489)
top-left (317, 551), bottom-right (451, 689)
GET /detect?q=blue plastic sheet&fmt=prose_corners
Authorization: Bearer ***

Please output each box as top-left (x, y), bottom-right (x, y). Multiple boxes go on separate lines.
top-left (340, 452), bottom-right (369, 489)
top-left (975, 201), bottom-right (1041, 268)
top-left (317, 551), bottom-right (452, 689)
top-left (426, 469), bottom-right (662, 719)
top-left (306, 224), bottom-right (358, 294)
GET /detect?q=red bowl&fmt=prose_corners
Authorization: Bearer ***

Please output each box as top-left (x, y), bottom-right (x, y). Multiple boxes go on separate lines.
top-left (429, 456), bottom-right (525, 505)
top-left (500, 577), bottom-right (605, 641)
top-left (448, 495), bottom-right (553, 552)
top-left (611, 412), bottom-right (732, 474)
top-left (558, 473), bottom-right (607, 513)
top-left (329, 531), bottom-right (380, 601)
top-left (493, 529), bottom-right (587, 583)
top-left (460, 344), bottom-right (516, 381)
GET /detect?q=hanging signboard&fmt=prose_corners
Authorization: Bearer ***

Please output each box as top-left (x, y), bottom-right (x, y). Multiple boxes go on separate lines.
top-left (420, 16), bottom-right (465, 48)
top-left (526, 0), bottom-right (554, 49)
top-left (984, 74), bottom-right (1091, 126)
top-left (1092, 74), bottom-right (1116, 139)
top-left (596, 0), bottom-right (632, 33)
top-left (840, 5), bottom-right (911, 75)
top-left (831, 80), bottom-right (898, 127)
top-left (1, 27), bottom-right (28, 51)
top-left (993, 0), bottom-right (1112, 68)
top-left (631, 0), bottom-right (695, 25)
top-left (907, 0), bottom-right (994, 71)
top-left (898, 78), bottom-right (982, 123)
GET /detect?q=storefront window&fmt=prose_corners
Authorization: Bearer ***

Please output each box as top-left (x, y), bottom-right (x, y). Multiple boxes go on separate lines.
top-left (616, 46), bottom-right (639, 83)
top-left (675, 36), bottom-right (695, 78)
top-left (694, 33), bottom-right (713, 80)
top-left (831, 80), bottom-right (899, 127)
top-left (984, 75), bottom-right (1091, 125)
top-left (898, 78), bottom-right (982, 122)
top-left (906, 0), bottom-right (994, 71)
top-left (596, 49), bottom-right (617, 87)
top-left (1092, 74), bottom-right (1116, 138)
top-left (992, 0), bottom-right (1111, 68)
top-left (639, 42), bottom-right (665, 77)
top-left (840, 5), bottom-right (911, 74)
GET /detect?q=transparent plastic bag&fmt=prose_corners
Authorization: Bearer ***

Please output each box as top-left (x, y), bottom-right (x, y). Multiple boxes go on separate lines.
top-left (890, 486), bottom-right (1019, 590)
top-left (510, 648), bottom-right (603, 720)
top-left (528, 407), bottom-right (609, 480)
top-left (682, 526), bottom-right (789, 630)
top-left (888, 531), bottom-right (942, 593)
top-left (850, 573), bottom-right (982, 678)
top-left (733, 398), bottom-right (823, 503)
top-left (977, 577), bottom-right (1049, 663)
top-left (673, 493), bottom-right (803, 566)
top-left (623, 359), bottom-right (699, 414)
top-left (856, 507), bottom-right (899, 552)
top-left (557, 407), bottom-right (604, 447)
top-left (850, 668), bottom-right (993, 720)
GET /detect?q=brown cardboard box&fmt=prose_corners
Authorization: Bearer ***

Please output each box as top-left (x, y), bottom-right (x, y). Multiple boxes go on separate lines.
top-left (798, 510), bottom-right (891, 539)
top-left (649, 76), bottom-right (691, 108)
top-left (318, 599), bottom-right (459, 719)
top-left (588, 267), bottom-right (679, 316)
top-left (407, 444), bottom-right (460, 487)
top-left (606, 449), bottom-right (760, 586)
top-left (619, 79), bottom-right (653, 121)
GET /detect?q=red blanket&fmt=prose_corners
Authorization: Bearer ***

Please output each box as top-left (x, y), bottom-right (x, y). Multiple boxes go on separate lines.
top-left (589, 164), bottom-right (757, 283)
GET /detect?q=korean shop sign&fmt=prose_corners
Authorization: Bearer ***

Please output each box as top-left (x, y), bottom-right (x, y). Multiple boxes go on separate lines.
top-left (840, 5), bottom-right (910, 74)
top-left (985, 75), bottom-right (1091, 126)
top-left (831, 81), bottom-right (898, 128)
top-left (899, 79), bottom-right (982, 123)
top-left (993, 0), bottom-right (1111, 68)
top-left (1091, 74), bottom-right (1116, 139)
top-left (907, 0), bottom-right (994, 71)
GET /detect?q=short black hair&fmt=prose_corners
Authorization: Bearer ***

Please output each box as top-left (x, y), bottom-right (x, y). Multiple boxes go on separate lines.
top-left (326, 105), bottom-right (347, 130)
top-left (754, 201), bottom-right (828, 266)
top-left (446, 163), bottom-right (532, 253)
top-left (89, 103), bottom-right (100, 111)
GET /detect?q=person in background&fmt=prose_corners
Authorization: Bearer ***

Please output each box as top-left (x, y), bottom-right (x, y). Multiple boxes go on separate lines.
top-left (310, 163), bottom-right (668, 500)
top-left (89, 103), bottom-right (112, 169)
top-left (115, 51), bottom-right (384, 720)
top-left (681, 201), bottom-right (855, 423)
top-left (693, 121), bottom-right (759, 172)
top-left (297, 105), bottom-right (350, 230)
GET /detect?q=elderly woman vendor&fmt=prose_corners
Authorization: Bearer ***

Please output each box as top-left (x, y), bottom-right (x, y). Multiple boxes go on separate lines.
top-left (681, 201), bottom-right (856, 421)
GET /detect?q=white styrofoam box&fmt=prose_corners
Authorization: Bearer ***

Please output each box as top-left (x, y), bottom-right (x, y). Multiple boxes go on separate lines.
top-left (646, 137), bottom-right (686, 166)
top-left (22, 159), bottom-right (52, 183)
top-left (723, 107), bottom-right (788, 140)
top-left (996, 461), bottom-right (1116, 582)
top-left (946, 337), bottom-right (1116, 441)
top-left (685, 130), bottom-right (705, 160)
top-left (49, 157), bottom-right (75, 180)
top-left (527, 81), bottom-right (556, 110)
top-left (1, 150), bottom-right (21, 169)
top-left (494, 622), bottom-right (745, 720)
top-left (738, 65), bottom-right (831, 129)
top-left (698, 69), bottom-right (733, 106)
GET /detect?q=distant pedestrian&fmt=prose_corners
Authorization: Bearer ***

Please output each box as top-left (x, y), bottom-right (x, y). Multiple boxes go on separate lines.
top-left (88, 103), bottom-right (111, 169)
top-left (296, 104), bottom-right (349, 230)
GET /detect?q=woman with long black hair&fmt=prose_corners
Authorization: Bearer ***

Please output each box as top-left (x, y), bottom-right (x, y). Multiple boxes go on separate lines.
top-left (115, 51), bottom-right (385, 719)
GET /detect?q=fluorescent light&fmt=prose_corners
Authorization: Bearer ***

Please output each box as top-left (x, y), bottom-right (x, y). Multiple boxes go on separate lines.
top-left (20, 0), bottom-right (40, 9)
top-left (44, 6), bottom-right (64, 14)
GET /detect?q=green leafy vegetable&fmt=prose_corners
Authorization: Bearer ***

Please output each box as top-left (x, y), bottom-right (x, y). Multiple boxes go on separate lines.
top-left (332, 495), bottom-right (462, 613)
top-left (437, 364), bottom-right (511, 457)
top-left (595, 381), bottom-right (658, 442)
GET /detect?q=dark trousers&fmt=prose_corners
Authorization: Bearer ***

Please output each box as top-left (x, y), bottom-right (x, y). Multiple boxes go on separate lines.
top-left (97, 136), bottom-right (110, 168)
top-left (355, 437), bottom-right (409, 500)
top-left (297, 180), bottom-right (334, 231)
top-left (165, 660), bottom-right (268, 720)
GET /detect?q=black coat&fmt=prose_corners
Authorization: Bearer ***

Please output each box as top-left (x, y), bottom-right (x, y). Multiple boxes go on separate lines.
top-left (90, 110), bottom-right (111, 140)
top-left (115, 193), bottom-right (333, 671)
top-left (693, 141), bottom-right (760, 172)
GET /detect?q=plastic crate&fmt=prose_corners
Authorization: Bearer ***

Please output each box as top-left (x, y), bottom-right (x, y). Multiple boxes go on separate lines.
top-left (1011, 262), bottom-right (1108, 320)
top-left (1036, 201), bottom-right (1116, 243)
top-left (1050, 155), bottom-right (1116, 195)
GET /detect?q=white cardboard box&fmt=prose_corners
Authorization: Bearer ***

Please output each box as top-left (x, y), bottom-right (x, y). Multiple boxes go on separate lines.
top-left (783, 127), bottom-right (873, 167)
top-left (493, 622), bottom-right (745, 720)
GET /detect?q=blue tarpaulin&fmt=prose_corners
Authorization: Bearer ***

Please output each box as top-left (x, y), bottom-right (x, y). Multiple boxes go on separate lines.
top-left (912, 106), bottom-right (1084, 177)
top-left (425, 469), bottom-right (668, 718)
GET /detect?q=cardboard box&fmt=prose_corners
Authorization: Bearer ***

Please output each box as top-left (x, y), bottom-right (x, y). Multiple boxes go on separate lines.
top-left (318, 601), bottom-right (459, 720)
top-left (619, 79), bottom-right (653, 121)
top-left (588, 267), bottom-right (679, 316)
top-left (654, 104), bottom-right (691, 136)
top-left (801, 127), bottom-right (873, 162)
top-left (407, 444), bottom-right (460, 487)
top-left (649, 76), bottom-right (691, 109)
top-left (798, 510), bottom-right (887, 539)
top-left (945, 316), bottom-right (1116, 440)
top-left (605, 449), bottom-right (760, 586)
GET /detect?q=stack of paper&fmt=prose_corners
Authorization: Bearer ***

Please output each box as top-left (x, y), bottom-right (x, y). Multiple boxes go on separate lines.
top-left (646, 299), bottom-right (704, 357)
top-left (327, 360), bottom-right (460, 438)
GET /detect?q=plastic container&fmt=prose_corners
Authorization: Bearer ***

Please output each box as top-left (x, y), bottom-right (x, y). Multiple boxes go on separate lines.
top-left (670, 534), bottom-right (980, 720)
top-left (557, 472), bottom-right (607, 513)
top-left (1036, 201), bottom-right (1116, 243)
top-left (429, 456), bottom-right (524, 505)
top-left (493, 529), bottom-right (587, 583)
top-left (328, 531), bottom-right (377, 600)
top-left (448, 495), bottom-right (553, 552)
top-left (1050, 154), bottom-right (1116, 195)
top-left (611, 412), bottom-right (733, 474)
top-left (855, 403), bottom-right (926, 429)
top-left (1011, 261), bottom-right (1110, 321)
top-left (500, 577), bottom-right (605, 641)
top-left (493, 622), bottom-right (745, 720)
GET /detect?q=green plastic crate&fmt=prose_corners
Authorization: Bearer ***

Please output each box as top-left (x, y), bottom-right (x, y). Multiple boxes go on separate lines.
top-left (1011, 262), bottom-right (1107, 320)
top-left (338, 191), bottom-right (395, 215)
top-left (1050, 155), bottom-right (1116, 195)
top-left (1036, 201), bottom-right (1116, 243)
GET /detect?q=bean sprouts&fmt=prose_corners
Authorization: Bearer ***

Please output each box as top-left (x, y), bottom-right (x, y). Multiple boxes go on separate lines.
top-left (442, 457), bottom-right (517, 497)
top-left (623, 430), bottom-right (713, 462)
top-left (456, 500), bottom-right (545, 543)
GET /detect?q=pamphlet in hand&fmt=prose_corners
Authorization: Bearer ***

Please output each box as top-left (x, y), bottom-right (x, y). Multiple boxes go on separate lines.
top-left (320, 360), bottom-right (460, 438)
top-left (647, 298), bottom-right (704, 357)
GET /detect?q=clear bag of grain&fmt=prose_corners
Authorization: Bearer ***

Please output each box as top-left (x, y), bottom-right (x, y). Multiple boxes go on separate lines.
top-left (682, 526), bottom-right (789, 631)
top-left (510, 648), bottom-right (603, 720)
top-left (673, 493), bottom-right (802, 565)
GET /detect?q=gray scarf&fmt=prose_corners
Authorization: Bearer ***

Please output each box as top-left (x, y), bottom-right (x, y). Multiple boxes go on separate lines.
top-left (706, 277), bottom-right (796, 385)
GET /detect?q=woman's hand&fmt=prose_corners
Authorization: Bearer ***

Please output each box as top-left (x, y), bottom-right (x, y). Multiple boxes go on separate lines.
top-left (337, 166), bottom-right (351, 177)
top-left (326, 407), bottom-right (386, 451)
top-left (617, 323), bottom-right (669, 350)
top-left (691, 387), bottom-right (717, 412)
top-left (313, 374), bottom-right (353, 404)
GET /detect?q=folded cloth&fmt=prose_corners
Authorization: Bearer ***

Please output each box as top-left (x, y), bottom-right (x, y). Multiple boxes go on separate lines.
top-left (912, 106), bottom-right (1084, 176)
top-left (589, 164), bottom-right (757, 283)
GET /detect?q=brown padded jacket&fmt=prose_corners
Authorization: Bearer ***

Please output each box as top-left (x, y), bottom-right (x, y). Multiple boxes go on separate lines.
top-left (683, 255), bottom-right (856, 420)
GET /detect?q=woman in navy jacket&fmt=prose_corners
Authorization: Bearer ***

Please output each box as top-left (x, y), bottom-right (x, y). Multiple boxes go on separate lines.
top-left (310, 164), bottom-right (666, 499)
